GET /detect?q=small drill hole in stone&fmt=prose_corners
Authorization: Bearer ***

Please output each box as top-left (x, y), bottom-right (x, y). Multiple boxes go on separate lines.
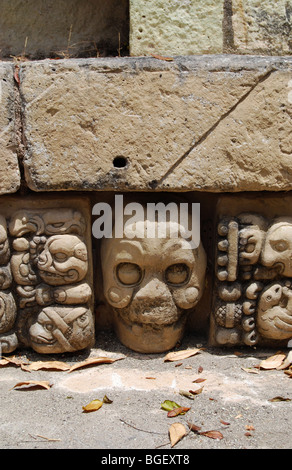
top-left (113, 156), bottom-right (128, 168)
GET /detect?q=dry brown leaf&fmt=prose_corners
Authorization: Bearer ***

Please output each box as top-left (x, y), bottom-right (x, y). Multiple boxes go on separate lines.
top-left (187, 422), bottom-right (202, 433)
top-left (167, 406), bottom-right (190, 417)
top-left (82, 399), bottom-right (103, 413)
top-left (284, 369), bottom-right (292, 377)
top-left (169, 423), bottom-right (186, 447)
top-left (11, 380), bottom-right (51, 390)
top-left (220, 420), bottom-right (230, 426)
top-left (269, 396), bottom-right (291, 402)
top-left (28, 361), bottom-right (70, 371)
top-left (192, 378), bottom-right (206, 383)
top-left (0, 358), bottom-right (9, 367)
top-left (102, 395), bottom-right (113, 404)
top-left (179, 390), bottom-right (195, 400)
top-left (241, 367), bottom-right (259, 374)
top-left (245, 424), bottom-right (255, 431)
top-left (277, 351), bottom-right (292, 370)
top-left (189, 387), bottom-right (204, 395)
top-left (199, 430), bottom-right (223, 440)
top-left (198, 366), bottom-right (203, 373)
top-left (163, 348), bottom-right (201, 362)
top-left (69, 356), bottom-right (123, 372)
top-left (259, 353), bottom-right (286, 370)
top-left (0, 356), bottom-right (29, 368)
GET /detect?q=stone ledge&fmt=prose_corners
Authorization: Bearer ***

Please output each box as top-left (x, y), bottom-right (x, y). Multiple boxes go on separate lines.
top-left (0, 63), bottom-right (20, 195)
top-left (18, 55), bottom-right (292, 193)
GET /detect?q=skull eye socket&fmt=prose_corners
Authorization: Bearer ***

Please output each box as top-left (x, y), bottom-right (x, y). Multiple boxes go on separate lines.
top-left (54, 252), bottom-right (68, 262)
top-left (165, 263), bottom-right (189, 286)
top-left (116, 263), bottom-right (142, 286)
top-left (43, 322), bottom-right (54, 332)
top-left (271, 240), bottom-right (289, 252)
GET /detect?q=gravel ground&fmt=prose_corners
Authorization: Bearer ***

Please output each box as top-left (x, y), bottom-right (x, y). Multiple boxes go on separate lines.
top-left (0, 330), bottom-right (291, 458)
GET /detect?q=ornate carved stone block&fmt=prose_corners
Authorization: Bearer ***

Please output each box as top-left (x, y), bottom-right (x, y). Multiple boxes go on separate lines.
top-left (212, 196), bottom-right (292, 347)
top-left (0, 197), bottom-right (94, 354)
top-left (100, 197), bottom-right (207, 353)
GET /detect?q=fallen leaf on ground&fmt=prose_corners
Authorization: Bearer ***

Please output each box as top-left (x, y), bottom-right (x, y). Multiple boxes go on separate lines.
top-left (163, 348), bottom-right (201, 362)
top-left (277, 351), bottom-right (292, 370)
top-left (192, 378), bottom-right (206, 383)
top-left (68, 356), bottom-right (123, 372)
top-left (259, 353), bottom-right (286, 370)
top-left (169, 423), bottom-right (186, 447)
top-left (187, 422), bottom-right (202, 432)
top-left (245, 425), bottom-right (255, 431)
top-left (27, 361), bottom-right (70, 371)
top-left (189, 387), bottom-right (203, 396)
top-left (179, 390), bottom-right (195, 400)
top-left (269, 396), bottom-right (291, 402)
top-left (284, 369), bottom-right (292, 377)
top-left (161, 400), bottom-right (181, 411)
top-left (0, 356), bottom-right (29, 368)
top-left (102, 395), bottom-right (113, 404)
top-left (220, 420), bottom-right (230, 425)
top-left (187, 422), bottom-right (223, 440)
top-left (198, 366), bottom-right (203, 373)
top-left (241, 366), bottom-right (260, 374)
top-left (199, 430), bottom-right (224, 440)
top-left (11, 380), bottom-right (51, 390)
top-left (82, 399), bottom-right (103, 413)
top-left (167, 406), bottom-right (190, 418)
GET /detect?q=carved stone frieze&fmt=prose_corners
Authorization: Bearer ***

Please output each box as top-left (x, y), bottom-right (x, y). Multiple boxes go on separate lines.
top-left (212, 198), bottom-right (292, 347)
top-left (0, 197), bottom-right (94, 354)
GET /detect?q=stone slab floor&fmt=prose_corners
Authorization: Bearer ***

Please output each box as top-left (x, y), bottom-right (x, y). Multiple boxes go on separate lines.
top-left (0, 329), bottom-right (291, 452)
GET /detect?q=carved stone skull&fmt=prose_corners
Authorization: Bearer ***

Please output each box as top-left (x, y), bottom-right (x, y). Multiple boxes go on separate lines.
top-left (101, 215), bottom-right (206, 353)
top-left (37, 234), bottom-right (88, 285)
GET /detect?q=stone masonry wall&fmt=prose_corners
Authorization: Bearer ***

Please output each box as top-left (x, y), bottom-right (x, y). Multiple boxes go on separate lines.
top-left (0, 1), bottom-right (292, 354)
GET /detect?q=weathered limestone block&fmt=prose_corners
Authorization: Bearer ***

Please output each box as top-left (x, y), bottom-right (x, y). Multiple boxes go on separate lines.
top-left (0, 196), bottom-right (94, 354)
top-left (130, 0), bottom-right (224, 56)
top-left (0, 0), bottom-right (129, 59)
top-left (211, 194), bottom-right (292, 348)
top-left (0, 63), bottom-right (20, 195)
top-left (20, 56), bottom-right (292, 193)
top-left (232, 0), bottom-right (292, 55)
top-left (98, 195), bottom-right (206, 353)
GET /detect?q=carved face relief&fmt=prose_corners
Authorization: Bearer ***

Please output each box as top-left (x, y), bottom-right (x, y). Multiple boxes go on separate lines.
top-left (28, 306), bottom-right (93, 353)
top-left (261, 218), bottom-right (292, 277)
top-left (0, 291), bottom-right (17, 333)
top-left (101, 219), bottom-right (206, 353)
top-left (257, 282), bottom-right (292, 340)
top-left (37, 234), bottom-right (88, 285)
top-left (0, 215), bottom-right (10, 265)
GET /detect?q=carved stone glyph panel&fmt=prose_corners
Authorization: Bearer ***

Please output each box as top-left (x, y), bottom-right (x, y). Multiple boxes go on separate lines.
top-left (0, 197), bottom-right (94, 354)
top-left (212, 196), bottom-right (292, 347)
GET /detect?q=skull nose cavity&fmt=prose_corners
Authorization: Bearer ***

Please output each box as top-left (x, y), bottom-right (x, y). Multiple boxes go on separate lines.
top-left (135, 278), bottom-right (171, 301)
